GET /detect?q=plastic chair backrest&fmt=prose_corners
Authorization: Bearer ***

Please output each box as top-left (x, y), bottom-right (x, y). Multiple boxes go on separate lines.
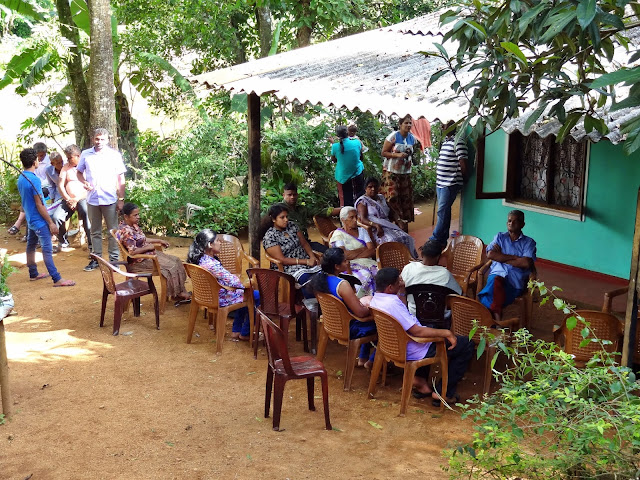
top-left (445, 235), bottom-right (484, 276)
top-left (315, 293), bottom-right (350, 342)
top-left (560, 310), bottom-right (623, 361)
top-left (183, 263), bottom-right (222, 309)
top-left (313, 215), bottom-right (338, 246)
top-left (369, 307), bottom-right (409, 365)
top-left (92, 254), bottom-right (118, 294)
top-left (247, 268), bottom-right (296, 317)
top-left (447, 294), bottom-right (494, 342)
top-left (405, 284), bottom-right (458, 328)
top-left (258, 309), bottom-right (294, 374)
top-left (218, 234), bottom-right (252, 276)
top-left (377, 242), bottom-right (412, 271)
top-left (110, 228), bottom-right (131, 262)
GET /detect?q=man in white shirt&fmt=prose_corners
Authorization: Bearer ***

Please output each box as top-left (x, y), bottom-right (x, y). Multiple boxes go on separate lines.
top-left (76, 128), bottom-right (126, 270)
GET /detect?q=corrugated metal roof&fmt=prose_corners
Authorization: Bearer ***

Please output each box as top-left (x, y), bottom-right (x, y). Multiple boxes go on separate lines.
top-left (193, 10), bottom-right (639, 145)
top-left (193, 14), bottom-right (469, 121)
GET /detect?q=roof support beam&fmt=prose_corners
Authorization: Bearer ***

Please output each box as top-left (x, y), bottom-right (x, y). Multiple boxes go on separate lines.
top-left (247, 92), bottom-right (262, 261)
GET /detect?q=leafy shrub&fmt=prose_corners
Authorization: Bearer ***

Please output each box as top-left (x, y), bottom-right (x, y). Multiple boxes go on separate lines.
top-left (0, 143), bottom-right (22, 225)
top-left (445, 282), bottom-right (640, 480)
top-left (411, 162), bottom-right (436, 200)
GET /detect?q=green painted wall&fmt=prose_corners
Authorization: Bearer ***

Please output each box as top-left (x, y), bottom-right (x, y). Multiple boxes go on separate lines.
top-left (461, 129), bottom-right (640, 279)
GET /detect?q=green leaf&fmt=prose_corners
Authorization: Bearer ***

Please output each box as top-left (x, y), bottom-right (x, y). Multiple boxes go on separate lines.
top-left (500, 42), bottom-right (527, 65)
top-left (566, 315), bottom-right (578, 330)
top-left (427, 69), bottom-right (448, 89)
top-left (477, 337), bottom-right (486, 359)
top-left (368, 420), bottom-right (383, 429)
top-left (490, 351), bottom-right (499, 370)
top-left (462, 20), bottom-right (486, 38)
top-left (580, 327), bottom-right (590, 339)
top-left (591, 66), bottom-right (640, 88)
top-left (553, 298), bottom-right (565, 310)
top-left (70, 0), bottom-right (90, 36)
top-left (556, 112), bottom-right (582, 142)
top-left (524, 104), bottom-right (546, 132)
top-left (576, 0), bottom-right (596, 29)
top-left (540, 10), bottom-right (576, 43)
top-left (0, 0), bottom-right (46, 22)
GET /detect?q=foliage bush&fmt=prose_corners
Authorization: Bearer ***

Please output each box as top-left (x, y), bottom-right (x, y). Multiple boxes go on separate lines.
top-left (0, 143), bottom-right (22, 225)
top-left (445, 282), bottom-right (640, 480)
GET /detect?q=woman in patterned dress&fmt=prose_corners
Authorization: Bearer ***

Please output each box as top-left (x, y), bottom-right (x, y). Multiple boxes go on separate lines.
top-left (117, 203), bottom-right (190, 302)
top-left (261, 204), bottom-right (321, 297)
top-left (187, 229), bottom-right (253, 341)
top-left (355, 177), bottom-right (418, 258)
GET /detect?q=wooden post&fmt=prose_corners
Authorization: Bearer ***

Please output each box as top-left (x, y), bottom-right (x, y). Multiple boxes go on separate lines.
top-left (622, 188), bottom-right (640, 366)
top-left (247, 93), bottom-right (262, 261)
top-left (0, 319), bottom-right (10, 418)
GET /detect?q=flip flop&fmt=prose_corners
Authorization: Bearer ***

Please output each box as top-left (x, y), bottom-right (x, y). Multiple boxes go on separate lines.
top-left (30, 273), bottom-right (50, 281)
top-left (174, 298), bottom-right (191, 307)
top-left (412, 389), bottom-right (433, 399)
top-left (53, 279), bottom-right (76, 287)
top-left (431, 393), bottom-right (460, 407)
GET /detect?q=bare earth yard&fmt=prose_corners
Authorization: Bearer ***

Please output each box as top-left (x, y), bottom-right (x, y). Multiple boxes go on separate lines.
top-left (0, 211), bottom-right (570, 480)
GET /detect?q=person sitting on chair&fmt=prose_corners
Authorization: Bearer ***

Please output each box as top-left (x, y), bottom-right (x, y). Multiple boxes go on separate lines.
top-left (276, 182), bottom-right (340, 254)
top-left (401, 239), bottom-right (461, 317)
top-left (477, 210), bottom-right (536, 323)
top-left (369, 267), bottom-right (473, 406)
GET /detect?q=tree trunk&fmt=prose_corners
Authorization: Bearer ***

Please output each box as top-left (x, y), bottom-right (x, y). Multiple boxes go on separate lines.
top-left (114, 70), bottom-right (139, 174)
top-left (255, 5), bottom-right (272, 58)
top-left (56, 0), bottom-right (91, 149)
top-left (88, 0), bottom-right (118, 148)
top-left (296, 0), bottom-right (312, 48)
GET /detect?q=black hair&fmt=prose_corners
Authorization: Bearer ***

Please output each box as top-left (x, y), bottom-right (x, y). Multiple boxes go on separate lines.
top-left (19, 148), bottom-right (38, 169)
top-left (310, 248), bottom-right (345, 294)
top-left (283, 182), bottom-right (298, 192)
top-left (508, 209), bottom-right (525, 223)
top-left (364, 177), bottom-right (380, 188)
top-left (259, 204), bottom-right (289, 239)
top-left (398, 114), bottom-right (412, 126)
top-left (375, 267), bottom-right (400, 293)
top-left (187, 229), bottom-right (218, 265)
top-left (347, 124), bottom-right (357, 135)
top-left (444, 120), bottom-right (457, 138)
top-left (420, 240), bottom-right (443, 259)
top-left (122, 202), bottom-right (138, 215)
top-left (336, 125), bottom-right (348, 154)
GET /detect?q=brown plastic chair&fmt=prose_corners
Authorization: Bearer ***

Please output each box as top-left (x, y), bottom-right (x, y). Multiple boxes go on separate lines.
top-left (376, 241), bottom-right (413, 271)
top-left (447, 295), bottom-right (517, 394)
top-left (247, 268), bottom-right (309, 359)
top-left (405, 284), bottom-right (459, 329)
top-left (442, 235), bottom-right (485, 298)
top-left (218, 234), bottom-right (259, 280)
top-left (183, 263), bottom-right (252, 354)
top-left (367, 307), bottom-right (449, 415)
top-left (110, 229), bottom-right (168, 313)
top-left (313, 215), bottom-right (339, 247)
top-left (601, 286), bottom-right (640, 365)
top-left (553, 310), bottom-right (624, 367)
top-left (315, 292), bottom-right (377, 391)
top-left (93, 254), bottom-right (160, 336)
top-left (258, 309), bottom-right (331, 431)
top-left (478, 261), bottom-right (536, 329)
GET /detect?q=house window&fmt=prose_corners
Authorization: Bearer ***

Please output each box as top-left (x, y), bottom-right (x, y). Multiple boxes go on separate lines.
top-left (507, 131), bottom-right (588, 215)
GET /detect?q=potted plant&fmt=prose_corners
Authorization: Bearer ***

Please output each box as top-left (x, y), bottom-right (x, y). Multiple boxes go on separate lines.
top-left (0, 252), bottom-right (15, 320)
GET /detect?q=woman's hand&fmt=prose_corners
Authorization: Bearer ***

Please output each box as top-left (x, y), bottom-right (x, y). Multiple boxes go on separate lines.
top-left (374, 224), bottom-right (384, 236)
top-left (160, 240), bottom-right (170, 248)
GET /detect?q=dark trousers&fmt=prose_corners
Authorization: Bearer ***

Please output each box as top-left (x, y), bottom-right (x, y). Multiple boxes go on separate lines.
top-left (51, 199), bottom-right (91, 246)
top-left (337, 171), bottom-right (365, 207)
top-left (417, 335), bottom-right (474, 398)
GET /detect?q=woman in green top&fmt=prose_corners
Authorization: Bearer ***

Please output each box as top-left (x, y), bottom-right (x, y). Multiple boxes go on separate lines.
top-left (331, 125), bottom-right (365, 207)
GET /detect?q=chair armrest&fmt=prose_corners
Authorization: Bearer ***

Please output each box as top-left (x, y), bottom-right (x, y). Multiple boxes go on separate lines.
top-left (408, 335), bottom-right (445, 344)
top-left (602, 286), bottom-right (628, 313)
top-left (352, 314), bottom-right (374, 323)
top-left (244, 253), bottom-right (260, 268)
top-left (264, 252), bottom-right (284, 272)
top-left (312, 251), bottom-right (323, 260)
top-left (357, 221), bottom-right (374, 240)
top-left (469, 261), bottom-right (486, 273)
top-left (128, 253), bottom-right (157, 260)
top-left (495, 317), bottom-right (519, 329)
top-left (117, 270), bottom-right (153, 279)
top-left (110, 260), bottom-right (129, 267)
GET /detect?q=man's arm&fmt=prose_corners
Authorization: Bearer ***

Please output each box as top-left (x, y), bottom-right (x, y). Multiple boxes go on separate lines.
top-left (34, 194), bottom-right (58, 235)
top-left (116, 173), bottom-right (125, 211)
top-left (407, 323), bottom-right (457, 350)
top-left (487, 244), bottom-right (534, 269)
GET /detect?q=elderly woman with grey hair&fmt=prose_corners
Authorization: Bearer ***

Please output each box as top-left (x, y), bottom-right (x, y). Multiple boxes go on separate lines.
top-left (328, 206), bottom-right (378, 296)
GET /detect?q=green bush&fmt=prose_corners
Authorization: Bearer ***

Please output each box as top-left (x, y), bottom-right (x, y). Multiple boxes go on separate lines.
top-left (0, 143), bottom-right (22, 225)
top-left (445, 282), bottom-right (640, 480)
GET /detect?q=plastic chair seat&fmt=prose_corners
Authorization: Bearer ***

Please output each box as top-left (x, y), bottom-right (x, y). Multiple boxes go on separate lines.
top-left (442, 235), bottom-right (485, 298)
top-left (115, 279), bottom-right (152, 296)
top-left (273, 356), bottom-right (326, 376)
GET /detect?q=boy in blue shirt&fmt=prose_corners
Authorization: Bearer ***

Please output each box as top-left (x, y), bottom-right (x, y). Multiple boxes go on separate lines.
top-left (17, 148), bottom-right (75, 287)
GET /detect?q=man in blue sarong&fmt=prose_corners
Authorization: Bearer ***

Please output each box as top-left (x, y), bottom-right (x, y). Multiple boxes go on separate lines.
top-left (477, 210), bottom-right (536, 322)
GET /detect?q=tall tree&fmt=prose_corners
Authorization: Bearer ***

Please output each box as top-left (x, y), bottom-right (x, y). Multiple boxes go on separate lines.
top-left (87, 0), bottom-right (117, 147)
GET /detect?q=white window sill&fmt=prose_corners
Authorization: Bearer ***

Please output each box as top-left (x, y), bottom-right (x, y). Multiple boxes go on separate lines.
top-left (502, 200), bottom-right (584, 222)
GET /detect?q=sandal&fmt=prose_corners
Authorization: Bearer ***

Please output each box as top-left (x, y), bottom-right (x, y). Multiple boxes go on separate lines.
top-left (174, 298), bottom-right (191, 307)
top-left (30, 273), bottom-right (50, 281)
top-left (7, 225), bottom-right (19, 235)
top-left (53, 279), bottom-right (76, 287)
top-left (431, 393), bottom-right (460, 407)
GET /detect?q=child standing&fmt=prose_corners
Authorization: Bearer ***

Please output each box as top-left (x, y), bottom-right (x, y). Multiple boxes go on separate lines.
top-left (17, 148), bottom-right (75, 287)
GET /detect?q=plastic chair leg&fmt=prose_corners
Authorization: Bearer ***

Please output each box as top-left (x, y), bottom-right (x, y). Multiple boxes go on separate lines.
top-left (438, 343), bottom-right (448, 412)
top-left (272, 376), bottom-right (286, 431)
top-left (320, 372), bottom-right (332, 431)
top-left (159, 276), bottom-right (167, 313)
top-left (152, 290), bottom-right (160, 330)
top-left (399, 364), bottom-right (415, 416)
top-left (315, 330), bottom-right (329, 362)
top-left (306, 377), bottom-right (315, 411)
top-left (100, 288), bottom-right (108, 327)
top-left (344, 340), bottom-right (359, 391)
top-left (264, 367), bottom-right (273, 418)
top-left (186, 302), bottom-right (199, 343)
top-left (113, 298), bottom-right (123, 336)
top-left (367, 353), bottom-right (385, 398)
top-left (215, 307), bottom-right (228, 354)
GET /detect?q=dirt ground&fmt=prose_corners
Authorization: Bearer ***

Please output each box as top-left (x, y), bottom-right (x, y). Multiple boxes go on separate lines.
top-left (0, 201), bottom-right (584, 480)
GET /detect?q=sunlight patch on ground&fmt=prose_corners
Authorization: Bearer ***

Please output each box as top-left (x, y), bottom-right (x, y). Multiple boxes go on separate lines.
top-left (7, 250), bottom-right (41, 266)
top-left (5, 327), bottom-right (113, 363)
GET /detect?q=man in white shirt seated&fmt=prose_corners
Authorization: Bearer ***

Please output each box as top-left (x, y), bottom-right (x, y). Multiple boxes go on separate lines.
top-left (401, 239), bottom-right (462, 318)
top-left (370, 268), bottom-right (473, 406)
